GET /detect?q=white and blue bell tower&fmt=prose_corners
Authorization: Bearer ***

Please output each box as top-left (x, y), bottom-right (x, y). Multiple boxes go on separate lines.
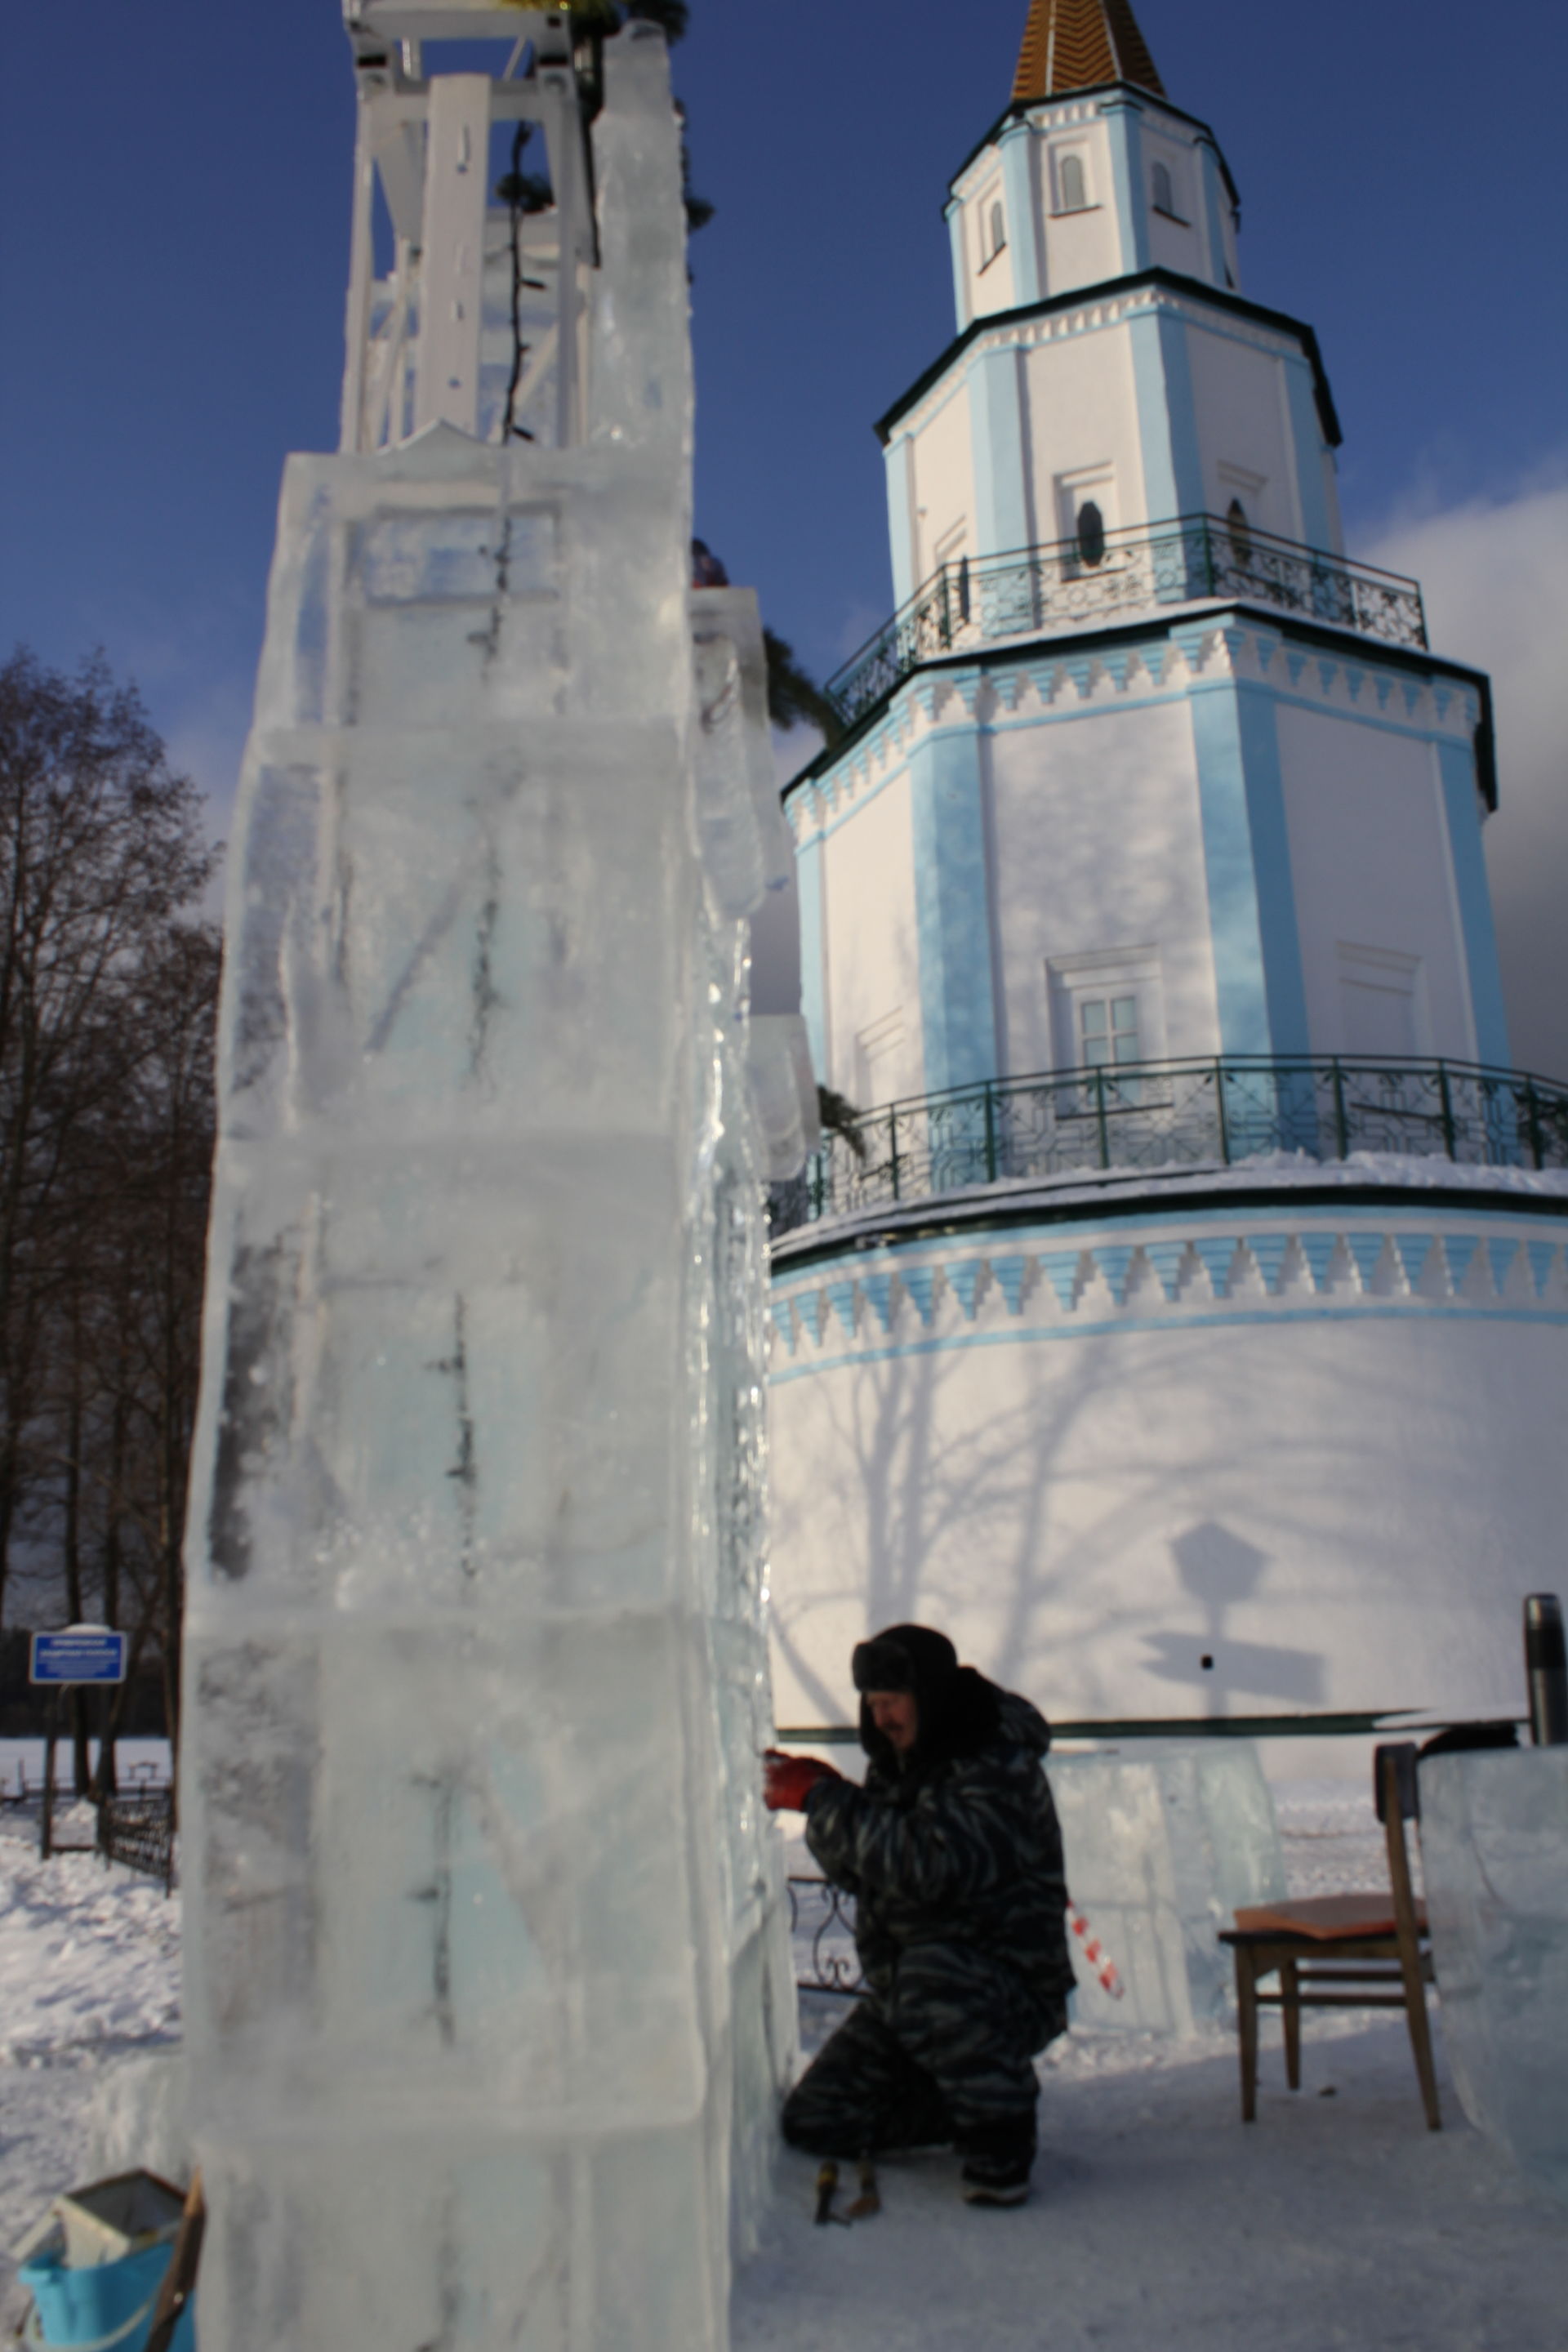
top-left (789, 0), bottom-right (1505, 1115)
top-left (766, 0), bottom-right (1568, 1763)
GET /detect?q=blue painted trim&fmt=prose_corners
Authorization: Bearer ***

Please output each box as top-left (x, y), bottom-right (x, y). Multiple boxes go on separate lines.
top-left (1196, 140), bottom-right (1232, 290)
top-left (795, 826), bottom-right (827, 1076)
top-left (908, 727), bottom-right (998, 1093)
top-left (999, 122), bottom-right (1043, 305)
top-left (1188, 680), bottom-right (1310, 1057)
top-left (768, 1301), bottom-right (1568, 1385)
top-left (946, 199), bottom-right (969, 332)
top-left (967, 345), bottom-right (1031, 557)
top-left (884, 434), bottom-right (916, 608)
top-left (1101, 96), bottom-right (1150, 275)
top-left (1127, 309), bottom-right (1204, 528)
top-left (1283, 357), bottom-right (1334, 552)
top-left (1437, 738), bottom-right (1512, 1066)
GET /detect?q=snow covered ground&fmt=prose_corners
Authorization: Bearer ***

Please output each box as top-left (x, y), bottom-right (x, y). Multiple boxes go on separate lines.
top-left (2, 1777), bottom-right (1564, 2347)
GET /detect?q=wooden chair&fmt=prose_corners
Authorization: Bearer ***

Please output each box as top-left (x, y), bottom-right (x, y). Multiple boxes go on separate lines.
top-left (1218, 1743), bottom-right (1440, 2130)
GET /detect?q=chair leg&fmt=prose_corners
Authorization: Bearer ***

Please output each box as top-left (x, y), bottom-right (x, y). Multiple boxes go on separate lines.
top-left (1281, 1956), bottom-right (1301, 2091)
top-left (1234, 1946), bottom-right (1259, 2123)
top-left (1400, 1956), bottom-right (1442, 2132)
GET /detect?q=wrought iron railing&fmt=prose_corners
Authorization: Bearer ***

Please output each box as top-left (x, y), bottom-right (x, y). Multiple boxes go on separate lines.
top-left (824, 514), bottom-right (1427, 731)
top-left (788, 1874), bottom-right (866, 1998)
top-left (770, 1055), bottom-right (1568, 1237)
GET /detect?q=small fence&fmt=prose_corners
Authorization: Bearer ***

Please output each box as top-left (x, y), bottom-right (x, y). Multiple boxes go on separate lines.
top-left (788, 1875), bottom-right (865, 1998)
top-left (771, 1054), bottom-right (1568, 1236)
top-left (98, 1788), bottom-right (177, 1894)
top-left (16, 1750), bottom-right (178, 1895)
top-left (824, 513), bottom-right (1427, 731)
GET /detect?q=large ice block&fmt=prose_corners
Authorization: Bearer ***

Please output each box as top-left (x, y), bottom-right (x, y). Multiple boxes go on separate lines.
top-left (1420, 1748), bottom-right (1568, 2199)
top-left (181, 24), bottom-right (796, 2349)
top-left (1048, 1744), bottom-right (1286, 2034)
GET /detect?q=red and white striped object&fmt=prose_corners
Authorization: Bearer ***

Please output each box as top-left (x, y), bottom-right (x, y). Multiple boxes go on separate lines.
top-left (1067, 1901), bottom-right (1125, 1998)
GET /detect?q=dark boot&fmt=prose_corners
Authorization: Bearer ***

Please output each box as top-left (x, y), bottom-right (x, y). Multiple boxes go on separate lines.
top-left (956, 2111), bottom-right (1036, 2207)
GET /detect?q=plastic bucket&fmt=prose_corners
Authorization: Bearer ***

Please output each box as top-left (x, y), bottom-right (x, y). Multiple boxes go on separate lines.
top-left (18, 2242), bottom-right (194, 2351)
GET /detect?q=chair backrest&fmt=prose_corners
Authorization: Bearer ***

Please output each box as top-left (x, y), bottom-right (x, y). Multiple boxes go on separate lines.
top-left (1374, 1743), bottom-right (1423, 1949)
top-left (1374, 1740), bottom-right (1419, 1823)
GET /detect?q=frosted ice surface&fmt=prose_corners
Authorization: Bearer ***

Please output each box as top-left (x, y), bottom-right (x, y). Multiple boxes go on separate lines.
top-left (1049, 1744), bottom-right (1286, 2034)
top-left (182, 25), bottom-right (796, 2350)
top-left (1420, 1748), bottom-right (1568, 2198)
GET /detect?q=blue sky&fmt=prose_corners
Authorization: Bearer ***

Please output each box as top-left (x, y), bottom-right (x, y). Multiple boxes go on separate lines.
top-left (2, 0), bottom-right (1564, 841)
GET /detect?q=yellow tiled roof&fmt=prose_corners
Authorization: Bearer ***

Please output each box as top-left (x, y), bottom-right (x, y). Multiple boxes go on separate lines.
top-left (1012, 0), bottom-right (1165, 102)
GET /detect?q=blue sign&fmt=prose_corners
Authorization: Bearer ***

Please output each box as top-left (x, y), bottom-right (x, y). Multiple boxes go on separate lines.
top-left (30, 1628), bottom-right (127, 1686)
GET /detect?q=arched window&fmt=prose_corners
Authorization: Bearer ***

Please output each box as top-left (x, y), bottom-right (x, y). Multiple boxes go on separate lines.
top-left (1152, 160), bottom-right (1174, 216)
top-left (1059, 154), bottom-right (1087, 213)
top-left (988, 199), bottom-right (1006, 258)
top-left (1227, 497), bottom-right (1253, 567)
top-left (1076, 500), bottom-right (1107, 569)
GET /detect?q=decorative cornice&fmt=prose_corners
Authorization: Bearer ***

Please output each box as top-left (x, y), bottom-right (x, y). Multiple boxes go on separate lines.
top-left (768, 1209), bottom-right (1568, 1365)
top-left (875, 267), bottom-right (1340, 450)
top-left (782, 614), bottom-right (1493, 839)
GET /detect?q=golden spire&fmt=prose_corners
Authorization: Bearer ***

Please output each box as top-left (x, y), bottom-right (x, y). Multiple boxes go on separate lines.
top-left (1012, 0), bottom-right (1165, 103)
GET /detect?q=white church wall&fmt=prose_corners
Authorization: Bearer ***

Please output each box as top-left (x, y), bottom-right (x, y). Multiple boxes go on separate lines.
top-left (964, 161), bottom-right (1018, 318)
top-left (1143, 132), bottom-right (1205, 279)
top-left (989, 696), bottom-right (1221, 1075)
top-left (1037, 118), bottom-right (1122, 293)
top-left (906, 382), bottom-right (978, 588)
top-left (1276, 704), bottom-right (1480, 1063)
top-left (1020, 329), bottom-right (1143, 540)
top-left (817, 760), bottom-right (924, 1107)
top-left (768, 1195), bottom-right (1568, 1770)
top-left (1185, 321), bottom-right (1305, 542)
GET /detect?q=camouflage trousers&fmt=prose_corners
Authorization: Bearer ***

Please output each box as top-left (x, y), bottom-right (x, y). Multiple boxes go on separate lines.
top-left (782, 1940), bottom-right (1067, 2163)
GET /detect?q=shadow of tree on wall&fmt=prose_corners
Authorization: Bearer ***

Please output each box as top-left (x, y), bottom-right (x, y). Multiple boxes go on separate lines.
top-left (765, 1297), bottom-right (1541, 1725)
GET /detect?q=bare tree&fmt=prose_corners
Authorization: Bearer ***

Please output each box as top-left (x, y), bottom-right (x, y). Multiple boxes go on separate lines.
top-left (0, 648), bottom-right (218, 1781)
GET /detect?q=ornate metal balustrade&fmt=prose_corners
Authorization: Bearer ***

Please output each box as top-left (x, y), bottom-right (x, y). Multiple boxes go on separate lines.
top-left (770, 1055), bottom-right (1568, 1238)
top-left (823, 514), bottom-right (1427, 732)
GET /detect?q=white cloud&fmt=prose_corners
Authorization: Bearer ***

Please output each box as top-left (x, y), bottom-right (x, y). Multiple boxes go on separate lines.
top-left (1365, 474), bottom-right (1568, 1081)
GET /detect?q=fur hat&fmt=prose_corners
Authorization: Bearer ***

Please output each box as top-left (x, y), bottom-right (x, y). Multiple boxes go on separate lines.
top-left (852, 1622), bottom-right (1000, 1775)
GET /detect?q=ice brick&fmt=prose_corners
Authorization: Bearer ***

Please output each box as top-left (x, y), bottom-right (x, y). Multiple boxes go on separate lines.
top-left (1048, 1744), bottom-right (1286, 2034)
top-left (1420, 1748), bottom-right (1568, 2198)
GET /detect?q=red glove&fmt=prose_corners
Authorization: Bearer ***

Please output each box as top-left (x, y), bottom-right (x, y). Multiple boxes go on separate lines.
top-left (763, 1748), bottom-right (841, 1812)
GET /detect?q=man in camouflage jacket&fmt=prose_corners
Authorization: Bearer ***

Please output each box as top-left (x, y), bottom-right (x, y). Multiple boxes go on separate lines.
top-left (764, 1623), bottom-right (1071, 2205)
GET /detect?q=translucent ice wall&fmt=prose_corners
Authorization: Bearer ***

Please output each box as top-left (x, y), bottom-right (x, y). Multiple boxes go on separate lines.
top-left (1049, 1744), bottom-right (1286, 2034)
top-left (180, 27), bottom-right (796, 2347)
top-left (1421, 1748), bottom-right (1568, 2199)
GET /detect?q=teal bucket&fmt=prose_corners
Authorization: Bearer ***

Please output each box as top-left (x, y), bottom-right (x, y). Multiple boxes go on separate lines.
top-left (18, 2242), bottom-right (195, 2352)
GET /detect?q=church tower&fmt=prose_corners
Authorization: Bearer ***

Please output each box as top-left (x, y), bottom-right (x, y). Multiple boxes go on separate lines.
top-left (792, 0), bottom-right (1503, 1114)
top-left (766, 2), bottom-right (1568, 1761)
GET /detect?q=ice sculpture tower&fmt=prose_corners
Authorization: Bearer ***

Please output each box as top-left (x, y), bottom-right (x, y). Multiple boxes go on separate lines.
top-left (766, 0), bottom-right (1568, 1753)
top-left (181, 10), bottom-right (808, 2345)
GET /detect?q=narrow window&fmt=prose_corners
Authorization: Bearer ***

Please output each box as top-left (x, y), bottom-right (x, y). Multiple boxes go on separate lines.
top-left (1080, 995), bottom-right (1141, 1069)
top-left (1152, 160), bottom-right (1174, 216)
top-left (989, 199), bottom-right (1006, 258)
top-left (1226, 497), bottom-right (1252, 567)
top-left (1080, 993), bottom-right (1143, 1103)
top-left (1076, 499), bottom-right (1107, 569)
top-left (1059, 153), bottom-right (1087, 213)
